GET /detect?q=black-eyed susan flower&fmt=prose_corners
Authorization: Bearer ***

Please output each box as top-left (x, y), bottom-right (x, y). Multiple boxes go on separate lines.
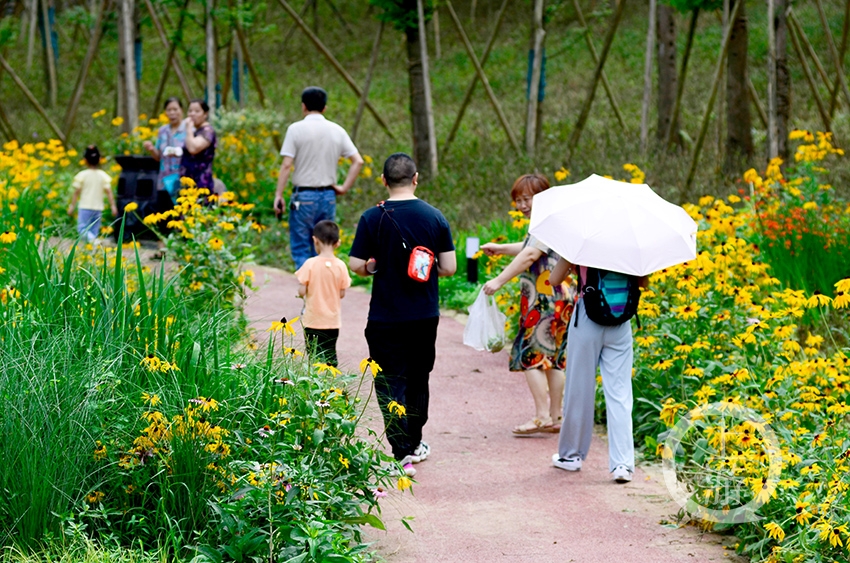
top-left (0, 231), bottom-right (17, 244)
top-left (360, 357), bottom-right (381, 377)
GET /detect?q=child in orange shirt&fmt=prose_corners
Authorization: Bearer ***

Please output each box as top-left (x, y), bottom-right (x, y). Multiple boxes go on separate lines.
top-left (296, 220), bottom-right (352, 366)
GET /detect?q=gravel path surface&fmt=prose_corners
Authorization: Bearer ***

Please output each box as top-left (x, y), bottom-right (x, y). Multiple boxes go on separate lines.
top-left (244, 265), bottom-right (743, 563)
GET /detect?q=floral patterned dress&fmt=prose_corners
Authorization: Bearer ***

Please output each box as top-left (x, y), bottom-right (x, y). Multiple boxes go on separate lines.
top-left (508, 235), bottom-right (576, 372)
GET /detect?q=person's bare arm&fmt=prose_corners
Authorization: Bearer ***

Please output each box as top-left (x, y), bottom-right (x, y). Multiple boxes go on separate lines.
top-left (639, 275), bottom-right (649, 289)
top-left (550, 258), bottom-right (573, 286)
top-left (335, 152), bottom-right (364, 196)
top-left (106, 188), bottom-right (118, 216)
top-left (481, 241), bottom-right (524, 257)
top-left (482, 246), bottom-right (544, 295)
top-left (274, 156), bottom-right (294, 215)
top-left (349, 256), bottom-right (377, 277)
top-left (184, 123), bottom-right (212, 155)
top-left (143, 140), bottom-right (161, 161)
top-left (297, 283), bottom-right (307, 297)
top-left (339, 288), bottom-right (346, 298)
top-left (437, 251), bottom-right (457, 277)
top-left (67, 186), bottom-right (81, 215)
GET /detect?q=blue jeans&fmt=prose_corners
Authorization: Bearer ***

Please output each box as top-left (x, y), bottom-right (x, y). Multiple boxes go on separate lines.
top-left (289, 189), bottom-right (336, 269)
top-left (77, 208), bottom-right (102, 242)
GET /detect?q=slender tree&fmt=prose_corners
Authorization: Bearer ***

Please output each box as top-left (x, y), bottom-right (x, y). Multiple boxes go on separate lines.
top-left (725, 0), bottom-right (753, 171)
top-left (370, 0), bottom-right (437, 180)
top-left (656, 3), bottom-right (677, 145)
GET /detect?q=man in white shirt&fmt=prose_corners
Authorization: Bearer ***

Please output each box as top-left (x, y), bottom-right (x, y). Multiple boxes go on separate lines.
top-left (274, 87), bottom-right (364, 269)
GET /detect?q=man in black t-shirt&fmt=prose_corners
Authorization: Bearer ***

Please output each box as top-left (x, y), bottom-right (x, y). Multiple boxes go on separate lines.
top-left (349, 153), bottom-right (456, 475)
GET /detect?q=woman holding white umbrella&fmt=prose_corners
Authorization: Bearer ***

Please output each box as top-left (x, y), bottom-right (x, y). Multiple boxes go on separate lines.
top-left (481, 174), bottom-right (576, 435)
top-left (530, 174), bottom-right (697, 483)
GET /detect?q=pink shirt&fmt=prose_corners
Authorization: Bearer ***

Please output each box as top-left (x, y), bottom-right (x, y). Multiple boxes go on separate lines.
top-left (295, 255), bottom-right (352, 329)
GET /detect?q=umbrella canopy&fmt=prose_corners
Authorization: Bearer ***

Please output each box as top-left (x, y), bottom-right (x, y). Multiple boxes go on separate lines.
top-left (528, 174), bottom-right (698, 277)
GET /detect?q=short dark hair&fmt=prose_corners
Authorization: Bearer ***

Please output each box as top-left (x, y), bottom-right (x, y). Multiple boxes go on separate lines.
top-left (382, 153), bottom-right (417, 188)
top-left (84, 145), bottom-right (101, 166)
top-left (164, 97), bottom-right (183, 110)
top-left (188, 98), bottom-right (209, 113)
top-left (301, 87), bottom-right (327, 112)
top-left (313, 220), bottom-right (340, 245)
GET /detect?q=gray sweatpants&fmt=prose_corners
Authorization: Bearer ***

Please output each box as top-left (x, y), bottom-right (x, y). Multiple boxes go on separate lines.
top-left (557, 300), bottom-right (635, 472)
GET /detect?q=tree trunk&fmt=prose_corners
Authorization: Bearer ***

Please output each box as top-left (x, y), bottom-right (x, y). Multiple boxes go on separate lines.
top-left (206, 0), bottom-right (216, 114)
top-left (656, 3), bottom-right (677, 145)
top-left (773, 0), bottom-right (790, 161)
top-left (640, 0), bottom-right (656, 152)
top-left (406, 26), bottom-right (436, 181)
top-left (725, 0), bottom-right (753, 172)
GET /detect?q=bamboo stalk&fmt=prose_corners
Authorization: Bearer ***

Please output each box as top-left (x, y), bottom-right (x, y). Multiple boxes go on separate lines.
top-left (767, 0), bottom-right (777, 156)
top-left (525, 0), bottom-right (544, 156)
top-left (683, 0), bottom-right (742, 199)
top-left (282, 0), bottom-right (312, 48)
top-left (748, 78), bottom-right (768, 129)
top-left (26, 0), bottom-right (37, 70)
top-left (63, 0), bottom-right (106, 140)
top-left (0, 55), bottom-right (65, 142)
top-left (829, 0), bottom-right (850, 118)
top-left (572, 0), bottom-right (626, 131)
top-left (324, 0), bottom-right (353, 35)
top-left (814, 0), bottom-right (850, 110)
top-left (40, 0), bottom-right (58, 108)
top-left (121, 0), bottom-right (139, 131)
top-left (433, 8), bottom-right (441, 59)
top-left (145, 0), bottom-right (192, 103)
top-left (664, 8), bottom-right (698, 148)
top-left (788, 10), bottom-right (833, 94)
top-left (446, 0), bottom-right (520, 155)
top-left (417, 0), bottom-right (438, 178)
top-left (351, 21), bottom-right (383, 143)
top-left (234, 24), bottom-right (267, 107)
top-left (276, 0), bottom-right (395, 139)
top-left (788, 15), bottom-right (831, 133)
top-left (566, 0), bottom-right (628, 162)
top-left (442, 0), bottom-right (509, 157)
top-left (206, 0), bottom-right (216, 114)
top-left (640, 0), bottom-right (657, 153)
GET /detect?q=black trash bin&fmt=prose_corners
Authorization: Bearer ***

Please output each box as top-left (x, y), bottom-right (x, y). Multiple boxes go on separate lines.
top-left (114, 155), bottom-right (164, 242)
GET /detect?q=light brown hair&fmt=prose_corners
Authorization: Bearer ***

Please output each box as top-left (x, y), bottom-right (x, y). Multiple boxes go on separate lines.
top-left (510, 173), bottom-right (550, 202)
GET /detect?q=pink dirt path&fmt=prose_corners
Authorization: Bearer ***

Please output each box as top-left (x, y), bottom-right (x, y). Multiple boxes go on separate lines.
top-left (244, 265), bottom-right (742, 563)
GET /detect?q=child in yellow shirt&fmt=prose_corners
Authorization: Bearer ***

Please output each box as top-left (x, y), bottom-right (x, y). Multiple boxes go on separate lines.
top-left (295, 220), bottom-right (352, 366)
top-left (67, 145), bottom-right (117, 242)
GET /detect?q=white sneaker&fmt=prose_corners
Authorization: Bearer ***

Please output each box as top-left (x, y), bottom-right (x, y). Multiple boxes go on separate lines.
top-left (612, 465), bottom-right (632, 483)
top-left (552, 453), bottom-right (582, 471)
top-left (386, 459), bottom-right (417, 477)
top-left (411, 441), bottom-right (430, 463)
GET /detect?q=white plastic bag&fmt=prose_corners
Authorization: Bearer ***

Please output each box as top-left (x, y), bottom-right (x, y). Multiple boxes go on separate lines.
top-left (463, 289), bottom-right (507, 352)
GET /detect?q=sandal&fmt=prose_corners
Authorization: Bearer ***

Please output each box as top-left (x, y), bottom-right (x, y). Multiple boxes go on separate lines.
top-left (151, 249), bottom-right (167, 260)
top-left (512, 416), bottom-right (554, 435)
top-left (542, 415), bottom-right (563, 433)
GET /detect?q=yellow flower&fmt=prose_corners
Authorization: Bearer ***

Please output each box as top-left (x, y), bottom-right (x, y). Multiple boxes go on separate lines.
top-left (387, 401), bottom-right (407, 417)
top-left (86, 490), bottom-right (105, 504)
top-left (208, 237), bottom-right (224, 251)
top-left (244, 172), bottom-right (256, 183)
top-left (0, 231), bottom-right (17, 244)
top-left (112, 116), bottom-right (124, 126)
top-left (397, 476), bottom-right (412, 491)
top-left (805, 292), bottom-right (832, 308)
top-left (91, 109), bottom-right (107, 119)
top-left (93, 441), bottom-right (107, 461)
top-left (764, 522), bottom-right (785, 542)
top-left (360, 357), bottom-right (382, 377)
top-left (141, 392), bottom-right (161, 406)
top-left (313, 363), bottom-right (342, 377)
top-left (123, 201), bottom-right (139, 213)
top-left (554, 167), bottom-right (570, 182)
top-left (338, 453), bottom-right (350, 469)
top-left (268, 316), bottom-right (299, 336)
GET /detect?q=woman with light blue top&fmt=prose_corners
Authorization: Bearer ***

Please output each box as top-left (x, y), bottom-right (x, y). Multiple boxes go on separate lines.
top-left (143, 97), bottom-right (186, 202)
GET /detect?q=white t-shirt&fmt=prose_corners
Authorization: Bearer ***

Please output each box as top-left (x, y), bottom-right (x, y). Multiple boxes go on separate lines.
top-left (280, 113), bottom-right (358, 188)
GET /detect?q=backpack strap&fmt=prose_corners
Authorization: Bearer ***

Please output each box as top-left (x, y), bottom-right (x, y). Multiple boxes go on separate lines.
top-left (377, 201), bottom-right (410, 251)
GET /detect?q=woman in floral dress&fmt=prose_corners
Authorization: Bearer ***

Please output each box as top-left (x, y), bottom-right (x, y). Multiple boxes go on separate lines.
top-left (483, 174), bottom-right (576, 434)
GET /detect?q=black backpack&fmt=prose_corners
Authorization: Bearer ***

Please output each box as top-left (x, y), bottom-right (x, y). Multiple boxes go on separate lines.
top-left (577, 267), bottom-right (642, 327)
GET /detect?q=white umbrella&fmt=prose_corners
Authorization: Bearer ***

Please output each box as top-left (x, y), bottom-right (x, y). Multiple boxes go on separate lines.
top-left (528, 174), bottom-right (697, 277)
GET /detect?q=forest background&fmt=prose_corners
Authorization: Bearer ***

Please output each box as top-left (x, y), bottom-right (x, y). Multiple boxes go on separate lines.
top-left (1, 0), bottom-right (849, 272)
